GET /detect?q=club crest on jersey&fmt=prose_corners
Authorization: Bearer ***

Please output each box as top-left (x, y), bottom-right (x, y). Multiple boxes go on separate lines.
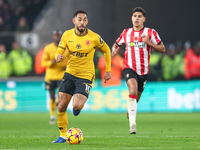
top-left (76, 44), bottom-right (81, 49)
top-left (128, 42), bottom-right (145, 48)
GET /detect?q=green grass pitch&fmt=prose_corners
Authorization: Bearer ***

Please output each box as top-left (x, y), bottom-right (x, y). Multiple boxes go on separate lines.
top-left (0, 112), bottom-right (200, 150)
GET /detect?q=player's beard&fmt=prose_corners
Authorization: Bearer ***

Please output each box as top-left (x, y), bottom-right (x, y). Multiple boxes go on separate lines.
top-left (77, 26), bottom-right (85, 33)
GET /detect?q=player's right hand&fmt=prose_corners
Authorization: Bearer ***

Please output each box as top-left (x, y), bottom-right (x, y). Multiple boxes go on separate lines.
top-left (111, 44), bottom-right (120, 57)
top-left (57, 54), bottom-right (64, 62)
top-left (111, 48), bottom-right (119, 57)
top-left (51, 59), bottom-right (57, 65)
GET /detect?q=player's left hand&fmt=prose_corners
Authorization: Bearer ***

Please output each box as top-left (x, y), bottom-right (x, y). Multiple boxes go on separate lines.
top-left (57, 54), bottom-right (64, 62)
top-left (104, 72), bottom-right (111, 83)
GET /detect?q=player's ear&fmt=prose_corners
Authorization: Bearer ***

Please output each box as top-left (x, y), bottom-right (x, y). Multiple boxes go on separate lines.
top-left (72, 18), bottom-right (75, 25)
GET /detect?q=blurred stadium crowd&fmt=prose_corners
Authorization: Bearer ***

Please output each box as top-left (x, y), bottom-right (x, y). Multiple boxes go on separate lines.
top-left (0, 0), bottom-right (47, 32)
top-left (148, 41), bottom-right (200, 81)
top-left (0, 0), bottom-right (200, 82)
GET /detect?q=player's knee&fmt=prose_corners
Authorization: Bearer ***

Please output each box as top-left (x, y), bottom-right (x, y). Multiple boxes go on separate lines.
top-left (57, 99), bottom-right (68, 112)
top-left (129, 90), bottom-right (137, 96)
top-left (73, 105), bottom-right (82, 111)
top-left (57, 103), bottom-right (66, 112)
top-left (128, 85), bottom-right (137, 95)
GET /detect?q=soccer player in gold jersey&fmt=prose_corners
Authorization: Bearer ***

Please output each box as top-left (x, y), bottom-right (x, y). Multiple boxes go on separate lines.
top-left (41, 30), bottom-right (68, 125)
top-left (52, 10), bottom-right (111, 143)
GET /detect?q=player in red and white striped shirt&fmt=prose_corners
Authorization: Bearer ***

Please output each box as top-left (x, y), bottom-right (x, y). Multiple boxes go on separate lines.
top-left (112, 7), bottom-right (165, 134)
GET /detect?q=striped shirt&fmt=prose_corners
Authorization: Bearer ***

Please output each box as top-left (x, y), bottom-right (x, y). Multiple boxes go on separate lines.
top-left (116, 27), bottom-right (161, 75)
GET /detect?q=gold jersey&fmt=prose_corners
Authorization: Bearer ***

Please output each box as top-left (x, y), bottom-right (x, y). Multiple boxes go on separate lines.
top-left (55, 28), bottom-right (111, 82)
top-left (42, 42), bottom-right (68, 82)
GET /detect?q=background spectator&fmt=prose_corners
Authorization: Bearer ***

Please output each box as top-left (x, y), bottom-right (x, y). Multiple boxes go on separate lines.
top-left (0, 0), bottom-right (48, 32)
top-left (175, 40), bottom-right (184, 57)
top-left (34, 43), bottom-right (48, 76)
top-left (1, 2), bottom-right (11, 24)
top-left (7, 41), bottom-right (32, 76)
top-left (15, 16), bottom-right (30, 32)
top-left (0, 44), bottom-right (11, 78)
top-left (184, 41), bottom-right (200, 80)
top-left (148, 49), bottom-right (162, 81)
top-left (0, 16), bottom-right (6, 31)
top-left (161, 43), bottom-right (185, 81)
top-left (183, 40), bottom-right (192, 53)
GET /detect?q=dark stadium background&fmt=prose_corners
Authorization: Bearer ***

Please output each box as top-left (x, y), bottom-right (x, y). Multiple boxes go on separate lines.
top-left (1, 0), bottom-right (200, 54)
top-left (84, 0), bottom-right (200, 47)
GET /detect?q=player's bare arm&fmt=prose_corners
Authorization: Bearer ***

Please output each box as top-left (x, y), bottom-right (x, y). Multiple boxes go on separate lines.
top-left (142, 35), bottom-right (165, 53)
top-left (111, 43), bottom-right (120, 57)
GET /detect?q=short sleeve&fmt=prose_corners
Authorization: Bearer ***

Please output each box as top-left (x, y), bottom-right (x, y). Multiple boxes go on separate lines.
top-left (151, 29), bottom-right (161, 45)
top-left (116, 29), bottom-right (125, 46)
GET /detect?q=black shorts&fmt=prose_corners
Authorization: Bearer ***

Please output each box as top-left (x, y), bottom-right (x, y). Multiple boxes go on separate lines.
top-left (59, 73), bottom-right (93, 98)
top-left (45, 80), bottom-right (62, 90)
top-left (122, 68), bottom-right (148, 92)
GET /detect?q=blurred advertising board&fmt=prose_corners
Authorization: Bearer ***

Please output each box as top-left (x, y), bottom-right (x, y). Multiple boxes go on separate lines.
top-left (0, 79), bottom-right (200, 113)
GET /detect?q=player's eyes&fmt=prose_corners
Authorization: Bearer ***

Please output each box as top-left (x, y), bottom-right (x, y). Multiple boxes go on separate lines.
top-left (133, 15), bottom-right (142, 18)
top-left (78, 19), bottom-right (87, 22)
